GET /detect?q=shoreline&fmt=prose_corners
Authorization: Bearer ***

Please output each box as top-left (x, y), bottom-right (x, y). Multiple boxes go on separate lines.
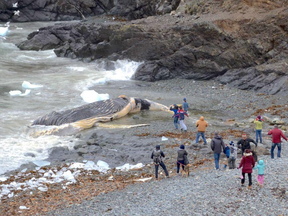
top-left (2, 78), bottom-right (287, 177)
top-left (0, 78), bottom-right (287, 215)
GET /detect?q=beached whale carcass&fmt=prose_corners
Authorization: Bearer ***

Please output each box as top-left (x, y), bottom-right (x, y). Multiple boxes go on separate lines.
top-left (30, 95), bottom-right (171, 136)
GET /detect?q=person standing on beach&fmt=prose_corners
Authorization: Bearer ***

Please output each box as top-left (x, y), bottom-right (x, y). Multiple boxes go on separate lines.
top-left (254, 115), bottom-right (263, 144)
top-left (195, 116), bottom-right (208, 144)
top-left (182, 98), bottom-right (189, 113)
top-left (210, 132), bottom-right (225, 170)
top-left (228, 141), bottom-right (237, 169)
top-left (177, 144), bottom-right (188, 175)
top-left (253, 159), bottom-right (265, 188)
top-left (175, 106), bottom-right (189, 132)
top-left (237, 134), bottom-right (257, 155)
top-left (170, 104), bottom-right (179, 130)
top-left (268, 125), bottom-right (288, 159)
top-left (151, 145), bottom-right (169, 180)
top-left (238, 149), bottom-right (255, 189)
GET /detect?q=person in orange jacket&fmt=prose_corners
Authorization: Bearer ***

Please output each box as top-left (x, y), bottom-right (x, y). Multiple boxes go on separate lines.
top-left (195, 116), bottom-right (208, 144)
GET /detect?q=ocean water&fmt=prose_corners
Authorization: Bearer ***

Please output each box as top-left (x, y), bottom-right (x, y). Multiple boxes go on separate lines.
top-left (0, 21), bottom-right (141, 175)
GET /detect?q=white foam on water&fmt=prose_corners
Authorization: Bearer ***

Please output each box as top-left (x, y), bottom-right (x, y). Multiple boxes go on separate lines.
top-left (14, 50), bottom-right (56, 62)
top-left (67, 67), bottom-right (86, 72)
top-left (0, 135), bottom-right (77, 175)
top-left (75, 60), bottom-right (142, 90)
top-left (97, 59), bottom-right (142, 83)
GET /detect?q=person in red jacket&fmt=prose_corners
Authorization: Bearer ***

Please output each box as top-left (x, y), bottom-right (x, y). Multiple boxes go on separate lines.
top-left (268, 125), bottom-right (288, 159)
top-left (238, 149), bottom-right (255, 189)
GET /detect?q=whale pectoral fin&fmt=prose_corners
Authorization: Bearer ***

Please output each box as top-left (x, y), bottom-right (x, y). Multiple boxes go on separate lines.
top-left (143, 99), bottom-right (171, 112)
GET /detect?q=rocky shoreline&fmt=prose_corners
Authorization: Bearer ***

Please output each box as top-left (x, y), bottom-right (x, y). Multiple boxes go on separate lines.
top-left (1, 0), bottom-right (288, 214)
top-left (13, 3), bottom-right (288, 94)
top-left (6, 78), bottom-right (288, 175)
top-left (47, 152), bottom-right (288, 216)
top-left (2, 1), bottom-right (288, 94)
top-left (1, 78), bottom-right (287, 215)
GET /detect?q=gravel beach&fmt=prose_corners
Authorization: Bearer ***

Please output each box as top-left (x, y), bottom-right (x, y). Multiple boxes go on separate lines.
top-left (45, 79), bottom-right (288, 216)
top-left (1, 78), bottom-right (288, 216)
top-left (47, 143), bottom-right (288, 216)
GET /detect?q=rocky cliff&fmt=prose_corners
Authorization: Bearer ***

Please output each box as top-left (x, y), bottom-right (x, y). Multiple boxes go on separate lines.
top-left (0, 0), bottom-right (180, 22)
top-left (14, 0), bottom-right (288, 94)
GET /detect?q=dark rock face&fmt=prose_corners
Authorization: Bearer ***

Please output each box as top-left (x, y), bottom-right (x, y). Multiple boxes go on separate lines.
top-left (16, 19), bottom-right (262, 82)
top-left (16, 9), bottom-right (288, 94)
top-left (217, 63), bottom-right (288, 95)
top-left (0, 0), bottom-right (181, 22)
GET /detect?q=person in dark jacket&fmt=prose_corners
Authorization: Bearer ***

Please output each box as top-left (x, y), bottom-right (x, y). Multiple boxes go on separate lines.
top-left (268, 125), bottom-right (288, 159)
top-left (170, 104), bottom-right (179, 130)
top-left (151, 145), bottom-right (169, 180)
top-left (210, 132), bottom-right (225, 170)
top-left (177, 144), bottom-right (188, 174)
top-left (237, 134), bottom-right (257, 155)
top-left (238, 149), bottom-right (255, 189)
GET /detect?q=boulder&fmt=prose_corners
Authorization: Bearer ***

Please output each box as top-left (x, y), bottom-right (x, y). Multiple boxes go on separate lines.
top-left (272, 118), bottom-right (285, 125)
top-left (24, 152), bottom-right (36, 157)
top-left (77, 148), bottom-right (89, 156)
top-left (263, 116), bottom-right (285, 125)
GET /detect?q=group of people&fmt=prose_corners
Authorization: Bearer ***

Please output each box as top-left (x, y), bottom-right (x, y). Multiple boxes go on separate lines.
top-left (170, 98), bottom-right (208, 145)
top-left (170, 98), bottom-right (189, 132)
top-left (150, 144), bottom-right (188, 180)
top-left (152, 110), bottom-right (288, 188)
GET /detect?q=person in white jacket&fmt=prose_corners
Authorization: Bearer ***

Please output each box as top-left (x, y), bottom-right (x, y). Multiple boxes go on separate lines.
top-left (228, 141), bottom-right (237, 169)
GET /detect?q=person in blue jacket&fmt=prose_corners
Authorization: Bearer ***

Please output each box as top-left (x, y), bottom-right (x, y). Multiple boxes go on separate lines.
top-left (223, 144), bottom-right (230, 168)
top-left (182, 98), bottom-right (189, 113)
top-left (170, 104), bottom-right (179, 129)
top-left (253, 160), bottom-right (265, 188)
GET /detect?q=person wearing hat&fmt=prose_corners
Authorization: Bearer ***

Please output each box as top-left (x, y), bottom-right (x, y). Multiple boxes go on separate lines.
top-left (170, 104), bottom-right (179, 130)
top-left (177, 144), bottom-right (188, 175)
top-left (254, 115), bottom-right (263, 143)
top-left (182, 98), bottom-right (189, 113)
top-left (195, 116), bottom-right (208, 144)
top-left (228, 141), bottom-right (238, 169)
top-left (151, 145), bottom-right (169, 180)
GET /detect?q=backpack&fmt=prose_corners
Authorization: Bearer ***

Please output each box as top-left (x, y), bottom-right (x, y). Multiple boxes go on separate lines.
top-left (153, 150), bottom-right (162, 165)
top-left (224, 146), bottom-right (230, 157)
